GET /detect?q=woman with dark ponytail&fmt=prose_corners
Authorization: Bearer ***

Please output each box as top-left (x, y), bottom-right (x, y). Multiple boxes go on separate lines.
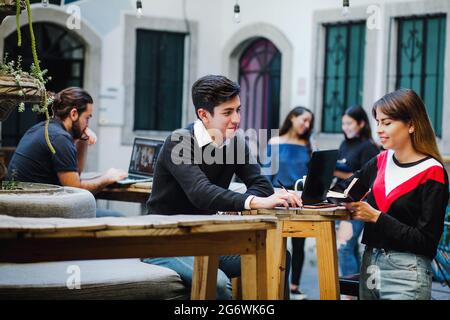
top-left (333, 105), bottom-right (380, 281)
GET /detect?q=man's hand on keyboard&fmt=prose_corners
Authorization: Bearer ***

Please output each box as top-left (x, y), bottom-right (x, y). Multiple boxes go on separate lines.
top-left (104, 168), bottom-right (128, 184)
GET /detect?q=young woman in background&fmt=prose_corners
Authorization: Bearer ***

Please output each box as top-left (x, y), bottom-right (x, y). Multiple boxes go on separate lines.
top-left (334, 105), bottom-right (379, 277)
top-left (266, 106), bottom-right (314, 299)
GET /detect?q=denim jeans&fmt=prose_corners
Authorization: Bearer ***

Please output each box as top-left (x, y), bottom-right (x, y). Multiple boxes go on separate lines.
top-left (143, 252), bottom-right (292, 300)
top-left (95, 208), bottom-right (124, 217)
top-left (359, 247), bottom-right (433, 300)
top-left (142, 255), bottom-right (240, 300)
top-left (337, 220), bottom-right (365, 276)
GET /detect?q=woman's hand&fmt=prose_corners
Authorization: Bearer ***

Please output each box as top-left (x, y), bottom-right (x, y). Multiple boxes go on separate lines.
top-left (344, 201), bottom-right (381, 223)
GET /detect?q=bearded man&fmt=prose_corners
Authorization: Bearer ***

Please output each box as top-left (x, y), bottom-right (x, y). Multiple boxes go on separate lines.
top-left (7, 87), bottom-right (127, 196)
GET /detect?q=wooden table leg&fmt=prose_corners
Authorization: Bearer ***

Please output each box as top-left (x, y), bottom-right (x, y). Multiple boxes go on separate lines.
top-left (191, 255), bottom-right (219, 300)
top-left (315, 221), bottom-right (340, 300)
top-left (241, 230), bottom-right (269, 299)
top-left (265, 221), bottom-right (285, 299)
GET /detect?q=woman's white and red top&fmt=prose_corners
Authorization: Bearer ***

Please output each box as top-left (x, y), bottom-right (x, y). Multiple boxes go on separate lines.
top-left (348, 150), bottom-right (449, 259)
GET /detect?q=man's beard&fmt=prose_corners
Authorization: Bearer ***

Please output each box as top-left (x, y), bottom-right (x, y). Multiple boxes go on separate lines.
top-left (71, 119), bottom-right (84, 140)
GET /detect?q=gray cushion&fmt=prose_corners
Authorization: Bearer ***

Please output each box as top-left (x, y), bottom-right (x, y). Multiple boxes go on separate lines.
top-left (0, 259), bottom-right (188, 300)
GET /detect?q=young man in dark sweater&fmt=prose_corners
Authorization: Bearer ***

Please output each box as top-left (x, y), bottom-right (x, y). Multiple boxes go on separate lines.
top-left (143, 75), bottom-right (300, 299)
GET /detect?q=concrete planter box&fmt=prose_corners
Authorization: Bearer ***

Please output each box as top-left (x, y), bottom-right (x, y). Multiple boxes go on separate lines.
top-left (0, 183), bottom-right (96, 218)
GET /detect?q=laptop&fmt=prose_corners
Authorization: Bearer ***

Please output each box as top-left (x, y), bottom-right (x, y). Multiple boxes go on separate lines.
top-left (115, 137), bottom-right (164, 185)
top-left (301, 149), bottom-right (339, 205)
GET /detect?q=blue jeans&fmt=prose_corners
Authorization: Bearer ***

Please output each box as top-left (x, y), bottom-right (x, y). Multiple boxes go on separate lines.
top-left (337, 220), bottom-right (365, 276)
top-left (142, 255), bottom-right (240, 300)
top-left (95, 208), bottom-right (124, 217)
top-left (359, 247), bottom-right (433, 300)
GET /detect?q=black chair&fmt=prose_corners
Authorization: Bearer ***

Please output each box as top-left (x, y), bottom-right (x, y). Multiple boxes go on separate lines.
top-left (339, 273), bottom-right (360, 298)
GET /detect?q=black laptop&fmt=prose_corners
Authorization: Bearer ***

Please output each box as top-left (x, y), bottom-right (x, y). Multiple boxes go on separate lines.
top-left (301, 150), bottom-right (338, 205)
top-left (115, 138), bottom-right (164, 185)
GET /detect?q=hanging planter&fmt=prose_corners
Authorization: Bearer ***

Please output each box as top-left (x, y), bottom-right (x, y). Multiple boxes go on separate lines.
top-left (0, 0), bottom-right (25, 25)
top-left (0, 73), bottom-right (43, 121)
top-left (0, 0), bottom-right (55, 154)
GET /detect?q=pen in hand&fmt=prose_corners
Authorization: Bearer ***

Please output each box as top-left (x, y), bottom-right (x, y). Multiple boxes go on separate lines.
top-left (277, 180), bottom-right (302, 209)
top-left (360, 188), bottom-right (371, 202)
top-left (277, 179), bottom-right (289, 193)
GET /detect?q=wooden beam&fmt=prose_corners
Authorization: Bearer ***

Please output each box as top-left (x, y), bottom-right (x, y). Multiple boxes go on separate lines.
top-left (191, 256), bottom-right (219, 300)
top-left (0, 232), bottom-right (258, 263)
top-left (315, 221), bottom-right (340, 300)
top-left (282, 221), bottom-right (319, 238)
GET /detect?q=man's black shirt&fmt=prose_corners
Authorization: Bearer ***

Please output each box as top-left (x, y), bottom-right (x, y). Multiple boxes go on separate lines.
top-left (7, 120), bottom-right (77, 185)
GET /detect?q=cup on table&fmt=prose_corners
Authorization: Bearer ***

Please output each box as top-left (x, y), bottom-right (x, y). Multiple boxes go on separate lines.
top-left (294, 175), bottom-right (307, 192)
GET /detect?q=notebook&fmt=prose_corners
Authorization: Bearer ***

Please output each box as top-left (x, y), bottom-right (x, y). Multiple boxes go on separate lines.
top-left (300, 149), bottom-right (339, 205)
top-left (115, 137), bottom-right (164, 185)
top-left (326, 178), bottom-right (370, 205)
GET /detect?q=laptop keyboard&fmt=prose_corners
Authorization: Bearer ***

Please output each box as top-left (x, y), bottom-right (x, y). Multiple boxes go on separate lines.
top-left (127, 174), bottom-right (149, 180)
top-left (118, 176), bottom-right (153, 184)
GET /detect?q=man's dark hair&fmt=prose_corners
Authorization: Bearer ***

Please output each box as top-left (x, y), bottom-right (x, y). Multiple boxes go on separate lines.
top-left (51, 87), bottom-right (93, 120)
top-left (191, 75), bottom-right (240, 116)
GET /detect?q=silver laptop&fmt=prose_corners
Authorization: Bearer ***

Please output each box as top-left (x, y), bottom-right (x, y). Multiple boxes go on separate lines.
top-left (116, 138), bottom-right (164, 185)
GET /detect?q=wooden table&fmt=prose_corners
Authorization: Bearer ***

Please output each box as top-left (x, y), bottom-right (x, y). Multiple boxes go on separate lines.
top-left (95, 182), bottom-right (151, 203)
top-left (94, 181), bottom-right (246, 204)
top-left (0, 214), bottom-right (276, 300)
top-left (243, 206), bottom-right (350, 300)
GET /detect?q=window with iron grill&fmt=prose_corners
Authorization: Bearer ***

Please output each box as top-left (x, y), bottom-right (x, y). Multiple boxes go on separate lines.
top-left (322, 21), bottom-right (366, 133)
top-left (396, 14), bottom-right (446, 137)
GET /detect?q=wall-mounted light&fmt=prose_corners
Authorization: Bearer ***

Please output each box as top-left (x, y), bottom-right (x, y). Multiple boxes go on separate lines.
top-left (342, 0), bottom-right (350, 17)
top-left (234, 0), bottom-right (241, 24)
top-left (136, 0), bottom-right (143, 18)
top-left (41, 0), bottom-right (49, 7)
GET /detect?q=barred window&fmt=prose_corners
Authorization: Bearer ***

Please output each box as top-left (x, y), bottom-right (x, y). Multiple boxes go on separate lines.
top-left (322, 22), bottom-right (366, 133)
top-left (396, 14), bottom-right (446, 137)
top-left (134, 30), bottom-right (185, 131)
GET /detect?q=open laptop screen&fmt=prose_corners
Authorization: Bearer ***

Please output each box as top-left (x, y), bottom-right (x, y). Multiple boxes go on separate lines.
top-left (301, 149), bottom-right (338, 205)
top-left (128, 138), bottom-right (164, 177)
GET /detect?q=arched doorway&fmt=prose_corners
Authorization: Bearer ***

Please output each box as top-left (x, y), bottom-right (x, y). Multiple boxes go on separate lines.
top-left (1, 22), bottom-right (85, 146)
top-left (238, 38), bottom-right (281, 132)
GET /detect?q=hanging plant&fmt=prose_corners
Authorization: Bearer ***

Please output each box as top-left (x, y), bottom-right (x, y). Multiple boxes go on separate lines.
top-left (0, 0), bottom-right (55, 153)
top-left (0, 0), bottom-right (23, 25)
